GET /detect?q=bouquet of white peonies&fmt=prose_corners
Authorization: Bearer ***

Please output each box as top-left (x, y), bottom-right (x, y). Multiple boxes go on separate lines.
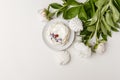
top-left (40, 0), bottom-right (120, 65)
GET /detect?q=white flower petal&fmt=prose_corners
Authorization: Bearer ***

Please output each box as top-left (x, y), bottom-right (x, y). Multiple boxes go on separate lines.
top-left (74, 42), bottom-right (84, 50)
top-left (38, 9), bottom-right (48, 22)
top-left (79, 47), bottom-right (91, 58)
top-left (69, 17), bottom-right (83, 32)
top-left (96, 42), bottom-right (106, 54)
top-left (39, 9), bottom-right (46, 16)
top-left (76, 0), bottom-right (87, 3)
top-left (75, 36), bottom-right (82, 42)
top-left (74, 42), bottom-right (91, 58)
top-left (55, 51), bottom-right (71, 65)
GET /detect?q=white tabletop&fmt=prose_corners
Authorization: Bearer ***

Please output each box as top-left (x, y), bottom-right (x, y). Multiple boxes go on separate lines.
top-left (0, 0), bottom-right (120, 80)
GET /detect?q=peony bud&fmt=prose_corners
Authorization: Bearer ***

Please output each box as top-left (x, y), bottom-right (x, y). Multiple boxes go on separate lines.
top-left (95, 42), bottom-right (106, 54)
top-left (38, 9), bottom-right (48, 22)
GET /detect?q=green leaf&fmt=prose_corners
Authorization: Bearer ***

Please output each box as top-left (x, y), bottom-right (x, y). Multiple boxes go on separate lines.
top-left (115, 23), bottom-right (120, 28)
top-left (87, 10), bottom-right (98, 25)
top-left (89, 0), bottom-right (96, 16)
top-left (64, 7), bottom-right (80, 19)
top-left (109, 0), bottom-right (120, 22)
top-left (80, 29), bottom-right (91, 35)
top-left (102, 17), bottom-right (111, 31)
top-left (47, 12), bottom-right (55, 19)
top-left (101, 4), bottom-right (109, 15)
top-left (92, 0), bottom-right (98, 3)
top-left (84, 1), bottom-right (92, 18)
top-left (66, 0), bottom-right (80, 5)
top-left (63, 6), bottom-right (68, 19)
top-left (100, 22), bottom-right (107, 35)
top-left (62, 0), bottom-right (67, 3)
top-left (87, 25), bottom-right (96, 32)
top-left (56, 6), bottom-right (68, 17)
top-left (101, 33), bottom-right (107, 41)
top-left (95, 0), bottom-right (108, 9)
top-left (107, 31), bottom-right (112, 37)
top-left (97, 31), bottom-right (101, 39)
top-left (111, 27), bottom-right (119, 32)
top-left (114, 0), bottom-right (120, 8)
top-left (78, 6), bottom-right (88, 21)
top-left (113, 0), bottom-right (120, 12)
top-left (105, 11), bottom-right (115, 27)
top-left (57, 11), bottom-right (62, 17)
top-left (50, 3), bottom-right (62, 9)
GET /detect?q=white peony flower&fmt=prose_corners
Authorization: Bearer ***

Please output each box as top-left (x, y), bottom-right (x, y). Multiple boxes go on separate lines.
top-left (38, 9), bottom-right (48, 22)
top-left (74, 42), bottom-right (91, 58)
top-left (95, 42), bottom-right (106, 54)
top-left (69, 17), bottom-right (83, 32)
top-left (54, 50), bottom-right (71, 65)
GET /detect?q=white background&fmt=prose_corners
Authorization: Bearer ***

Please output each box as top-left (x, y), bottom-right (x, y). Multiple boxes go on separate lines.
top-left (0, 0), bottom-right (120, 80)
